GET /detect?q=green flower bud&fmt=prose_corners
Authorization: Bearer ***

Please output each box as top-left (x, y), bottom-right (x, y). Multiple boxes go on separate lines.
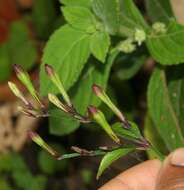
top-left (88, 106), bottom-right (120, 144)
top-left (152, 22), bottom-right (167, 34)
top-left (117, 38), bottom-right (136, 53)
top-left (134, 28), bottom-right (146, 46)
top-left (28, 131), bottom-right (61, 160)
top-left (13, 64), bottom-right (43, 107)
top-left (45, 64), bottom-right (72, 107)
top-left (48, 93), bottom-right (66, 112)
top-left (92, 84), bottom-right (130, 128)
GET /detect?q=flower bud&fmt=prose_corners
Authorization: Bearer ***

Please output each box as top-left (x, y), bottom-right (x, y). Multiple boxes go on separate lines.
top-left (48, 93), bottom-right (67, 112)
top-left (28, 131), bottom-right (61, 159)
top-left (13, 64), bottom-right (42, 107)
top-left (92, 84), bottom-right (103, 97)
top-left (88, 106), bottom-right (120, 144)
top-left (92, 84), bottom-right (130, 128)
top-left (45, 64), bottom-right (72, 107)
top-left (117, 38), bottom-right (136, 53)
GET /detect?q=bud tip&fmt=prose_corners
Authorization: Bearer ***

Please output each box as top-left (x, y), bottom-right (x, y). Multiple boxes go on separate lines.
top-left (45, 64), bottom-right (54, 76)
top-left (92, 84), bottom-right (103, 96)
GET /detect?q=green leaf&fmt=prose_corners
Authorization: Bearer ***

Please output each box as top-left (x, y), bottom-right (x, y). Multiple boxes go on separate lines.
top-left (167, 64), bottom-right (184, 135)
top-left (32, 0), bottom-right (57, 40)
top-left (62, 6), bottom-right (96, 33)
top-left (148, 66), bottom-right (184, 151)
top-left (97, 148), bottom-right (133, 179)
top-left (112, 122), bottom-right (143, 141)
top-left (61, 0), bottom-right (91, 8)
top-left (0, 179), bottom-right (12, 190)
top-left (7, 21), bottom-right (37, 70)
top-left (92, 0), bottom-right (120, 35)
top-left (90, 31), bottom-right (110, 63)
top-left (30, 175), bottom-right (47, 190)
top-left (0, 43), bottom-right (11, 82)
top-left (147, 21), bottom-right (184, 65)
top-left (40, 25), bottom-right (91, 95)
top-left (49, 107), bottom-right (80, 136)
top-left (119, 0), bottom-right (149, 37)
top-left (146, 0), bottom-right (173, 23)
top-left (38, 145), bottom-right (68, 174)
top-left (144, 114), bottom-right (168, 159)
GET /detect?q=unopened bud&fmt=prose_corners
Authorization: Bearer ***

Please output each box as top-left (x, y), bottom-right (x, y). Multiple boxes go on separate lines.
top-left (13, 64), bottom-right (24, 75)
top-left (45, 64), bottom-right (72, 107)
top-left (13, 64), bottom-right (42, 107)
top-left (134, 29), bottom-right (146, 46)
top-left (92, 84), bottom-right (130, 128)
top-left (48, 93), bottom-right (66, 112)
top-left (92, 84), bottom-right (103, 97)
top-left (88, 106), bottom-right (120, 144)
top-left (45, 64), bottom-right (54, 77)
top-left (8, 81), bottom-right (34, 109)
top-left (28, 131), bottom-right (61, 159)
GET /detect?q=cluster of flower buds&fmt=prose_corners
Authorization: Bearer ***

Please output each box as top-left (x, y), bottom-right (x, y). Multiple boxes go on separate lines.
top-left (117, 28), bottom-right (146, 53)
top-left (9, 64), bottom-right (48, 118)
top-left (9, 64), bottom-right (153, 162)
top-left (152, 22), bottom-right (167, 34)
top-left (44, 64), bottom-right (90, 123)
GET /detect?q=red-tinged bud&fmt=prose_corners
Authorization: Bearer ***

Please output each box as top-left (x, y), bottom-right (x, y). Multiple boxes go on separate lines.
top-left (92, 84), bottom-right (103, 96)
top-left (87, 105), bottom-right (98, 117)
top-left (45, 64), bottom-right (54, 77)
top-left (13, 64), bottom-right (24, 75)
top-left (87, 105), bottom-right (120, 144)
top-left (28, 130), bottom-right (38, 140)
top-left (28, 131), bottom-right (61, 159)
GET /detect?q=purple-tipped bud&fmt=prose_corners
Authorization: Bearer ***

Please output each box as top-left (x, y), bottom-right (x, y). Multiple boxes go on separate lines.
top-left (28, 131), bottom-right (38, 140)
top-left (92, 84), bottom-right (103, 96)
top-left (87, 105), bottom-right (99, 117)
top-left (13, 64), bottom-right (24, 75)
top-left (45, 64), bottom-right (54, 77)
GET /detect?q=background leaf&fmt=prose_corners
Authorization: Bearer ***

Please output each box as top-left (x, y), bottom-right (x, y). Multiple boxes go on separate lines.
top-left (119, 0), bottom-right (149, 37)
top-left (49, 107), bottom-right (79, 136)
top-left (97, 148), bottom-right (133, 179)
top-left (146, 0), bottom-right (173, 23)
top-left (61, 0), bottom-right (91, 8)
top-left (7, 21), bottom-right (37, 70)
top-left (0, 43), bottom-right (11, 82)
top-left (40, 25), bottom-right (91, 95)
top-left (113, 52), bottom-right (146, 80)
top-left (90, 31), bottom-right (110, 63)
top-left (147, 21), bottom-right (184, 65)
top-left (32, 0), bottom-right (57, 40)
top-left (148, 66), bottom-right (184, 150)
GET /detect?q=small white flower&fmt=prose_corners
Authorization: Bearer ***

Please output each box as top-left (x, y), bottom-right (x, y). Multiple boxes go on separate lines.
top-left (134, 28), bottom-right (146, 46)
top-left (117, 38), bottom-right (136, 53)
